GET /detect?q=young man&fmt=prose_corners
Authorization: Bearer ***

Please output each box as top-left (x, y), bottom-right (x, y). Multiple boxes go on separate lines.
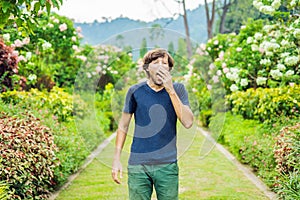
top-left (112, 48), bottom-right (194, 200)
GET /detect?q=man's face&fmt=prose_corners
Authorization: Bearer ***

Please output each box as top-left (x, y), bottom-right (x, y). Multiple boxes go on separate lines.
top-left (148, 55), bottom-right (169, 86)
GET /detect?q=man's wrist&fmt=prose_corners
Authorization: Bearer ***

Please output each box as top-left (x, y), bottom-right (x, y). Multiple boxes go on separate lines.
top-left (166, 88), bottom-right (176, 95)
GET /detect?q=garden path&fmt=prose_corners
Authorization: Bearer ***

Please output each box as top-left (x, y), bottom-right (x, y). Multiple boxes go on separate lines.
top-left (50, 125), bottom-right (277, 200)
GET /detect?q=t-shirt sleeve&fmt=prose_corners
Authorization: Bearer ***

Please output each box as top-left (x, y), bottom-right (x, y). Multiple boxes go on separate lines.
top-left (174, 83), bottom-right (190, 106)
top-left (123, 86), bottom-right (136, 113)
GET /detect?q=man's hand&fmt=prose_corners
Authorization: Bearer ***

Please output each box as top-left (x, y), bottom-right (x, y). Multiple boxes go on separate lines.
top-left (112, 158), bottom-right (123, 184)
top-left (157, 66), bottom-right (174, 94)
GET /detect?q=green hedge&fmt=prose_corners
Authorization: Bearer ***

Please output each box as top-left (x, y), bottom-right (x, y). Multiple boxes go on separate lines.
top-left (210, 112), bottom-right (300, 198)
top-left (0, 86), bottom-right (88, 122)
top-left (227, 85), bottom-right (300, 122)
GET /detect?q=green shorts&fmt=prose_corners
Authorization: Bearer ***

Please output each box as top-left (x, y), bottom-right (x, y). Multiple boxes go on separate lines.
top-left (127, 162), bottom-right (179, 200)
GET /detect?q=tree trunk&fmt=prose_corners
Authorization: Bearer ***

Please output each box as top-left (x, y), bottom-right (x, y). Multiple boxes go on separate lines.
top-left (219, 0), bottom-right (234, 34)
top-left (204, 0), bottom-right (215, 39)
top-left (182, 0), bottom-right (192, 58)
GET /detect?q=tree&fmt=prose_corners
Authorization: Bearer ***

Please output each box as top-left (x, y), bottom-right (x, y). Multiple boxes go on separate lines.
top-left (0, 0), bottom-right (62, 34)
top-left (223, 0), bottom-right (260, 33)
top-left (218, 0), bottom-right (235, 34)
top-left (204, 0), bottom-right (216, 39)
top-left (150, 24), bottom-right (165, 41)
top-left (116, 34), bottom-right (124, 48)
top-left (168, 41), bottom-right (175, 57)
top-left (140, 38), bottom-right (147, 58)
top-left (181, 0), bottom-right (192, 58)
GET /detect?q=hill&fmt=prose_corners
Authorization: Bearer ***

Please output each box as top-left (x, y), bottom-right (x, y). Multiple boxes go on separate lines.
top-left (74, 5), bottom-right (208, 50)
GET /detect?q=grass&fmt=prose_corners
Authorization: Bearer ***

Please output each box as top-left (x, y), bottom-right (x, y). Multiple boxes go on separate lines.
top-left (56, 124), bottom-right (269, 200)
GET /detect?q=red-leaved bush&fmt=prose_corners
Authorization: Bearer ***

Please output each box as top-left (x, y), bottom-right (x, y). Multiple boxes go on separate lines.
top-left (0, 39), bottom-right (19, 92)
top-left (0, 112), bottom-right (59, 199)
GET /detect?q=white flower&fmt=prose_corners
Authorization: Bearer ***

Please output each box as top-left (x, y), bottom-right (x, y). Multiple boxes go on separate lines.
top-left (95, 66), bottom-right (102, 73)
top-left (259, 5), bottom-right (275, 15)
top-left (260, 41), bottom-right (280, 51)
top-left (240, 78), bottom-right (248, 87)
top-left (47, 23), bottom-right (54, 28)
top-left (277, 63), bottom-right (286, 71)
top-left (86, 72), bottom-right (92, 78)
top-left (230, 84), bottom-right (239, 92)
top-left (271, 0), bottom-right (281, 9)
top-left (280, 40), bottom-right (290, 47)
top-left (72, 36), bottom-right (77, 42)
top-left (53, 18), bottom-right (59, 23)
top-left (42, 41), bottom-right (52, 50)
top-left (18, 55), bottom-right (27, 62)
top-left (254, 32), bottom-right (263, 40)
top-left (207, 84), bottom-right (212, 90)
top-left (260, 58), bottom-right (272, 66)
top-left (209, 63), bottom-right (215, 70)
top-left (290, 0), bottom-right (297, 7)
top-left (200, 43), bottom-right (206, 50)
top-left (263, 25), bottom-right (275, 32)
top-left (59, 23), bottom-right (68, 32)
top-left (270, 69), bottom-right (283, 79)
top-left (256, 77), bottom-right (267, 85)
top-left (212, 75), bottom-right (219, 83)
top-left (14, 39), bottom-right (23, 47)
top-left (265, 51), bottom-right (273, 57)
top-left (216, 70), bottom-right (222, 76)
top-left (281, 52), bottom-right (290, 58)
top-left (236, 47), bottom-right (242, 52)
top-left (25, 52), bottom-right (32, 60)
top-left (28, 74), bottom-right (37, 81)
top-left (284, 56), bottom-right (299, 66)
top-left (76, 55), bottom-right (87, 62)
top-left (293, 29), bottom-right (300, 39)
top-left (72, 45), bottom-right (79, 52)
top-left (247, 37), bottom-right (253, 44)
top-left (3, 33), bottom-right (10, 42)
top-left (285, 70), bottom-right (294, 76)
top-left (251, 44), bottom-right (259, 51)
top-left (223, 68), bottom-right (229, 74)
top-left (213, 40), bottom-right (219, 45)
top-left (226, 72), bottom-right (239, 82)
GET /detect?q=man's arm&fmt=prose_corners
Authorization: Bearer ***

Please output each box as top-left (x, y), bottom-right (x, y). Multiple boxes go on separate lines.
top-left (112, 112), bottom-right (132, 184)
top-left (168, 91), bottom-right (194, 129)
top-left (157, 67), bottom-right (194, 128)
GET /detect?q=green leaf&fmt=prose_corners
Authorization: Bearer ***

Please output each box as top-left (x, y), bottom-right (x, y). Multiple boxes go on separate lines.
top-left (46, 1), bottom-right (51, 14)
top-left (39, 0), bottom-right (46, 6)
top-left (1, 1), bottom-right (12, 13)
top-left (34, 2), bottom-right (41, 13)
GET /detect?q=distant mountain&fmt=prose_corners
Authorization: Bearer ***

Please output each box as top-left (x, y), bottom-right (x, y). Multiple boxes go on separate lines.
top-left (75, 5), bottom-right (208, 51)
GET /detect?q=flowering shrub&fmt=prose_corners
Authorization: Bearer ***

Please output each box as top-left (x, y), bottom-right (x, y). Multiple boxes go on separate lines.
top-left (253, 0), bottom-right (300, 16)
top-left (1, 13), bottom-right (84, 89)
top-left (0, 86), bottom-right (87, 121)
top-left (0, 39), bottom-right (19, 92)
top-left (75, 45), bottom-right (135, 92)
top-left (0, 113), bottom-right (59, 199)
top-left (205, 15), bottom-right (299, 93)
top-left (227, 84), bottom-right (300, 122)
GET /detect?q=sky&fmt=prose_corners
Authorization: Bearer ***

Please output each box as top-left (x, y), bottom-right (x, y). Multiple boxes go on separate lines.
top-left (55, 0), bottom-right (208, 23)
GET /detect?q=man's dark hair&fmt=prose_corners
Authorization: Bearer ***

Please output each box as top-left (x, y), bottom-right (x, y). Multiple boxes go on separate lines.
top-left (142, 48), bottom-right (174, 71)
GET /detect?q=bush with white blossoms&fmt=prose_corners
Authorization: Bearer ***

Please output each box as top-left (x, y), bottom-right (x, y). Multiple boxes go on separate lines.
top-left (206, 15), bottom-right (300, 93)
top-left (75, 45), bottom-right (135, 91)
top-left (1, 12), bottom-right (84, 89)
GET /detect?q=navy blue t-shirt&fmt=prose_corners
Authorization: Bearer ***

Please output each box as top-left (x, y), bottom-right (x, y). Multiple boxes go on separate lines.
top-left (123, 81), bottom-right (190, 165)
